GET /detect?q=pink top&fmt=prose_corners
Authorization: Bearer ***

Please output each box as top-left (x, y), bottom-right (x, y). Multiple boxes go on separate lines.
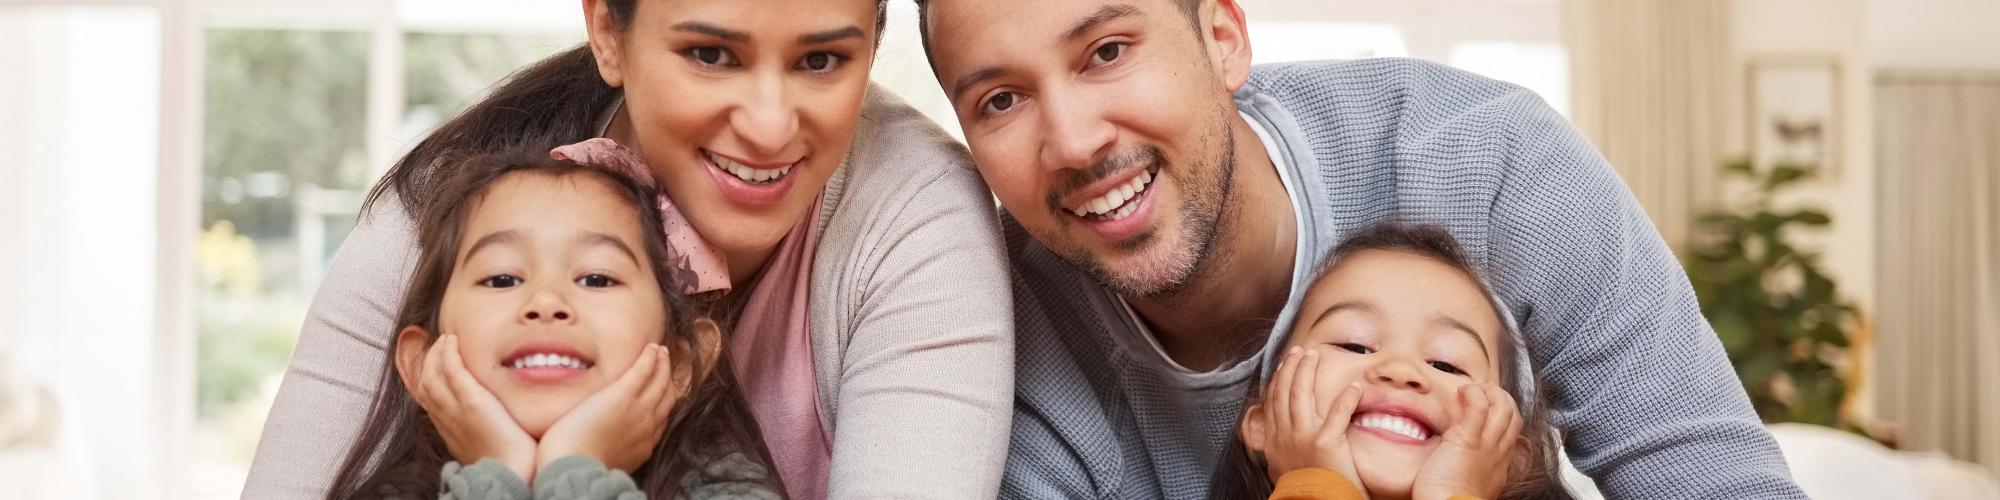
top-left (552, 139), bottom-right (831, 499)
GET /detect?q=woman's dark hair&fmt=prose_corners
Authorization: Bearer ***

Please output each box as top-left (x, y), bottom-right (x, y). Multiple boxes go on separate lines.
top-left (364, 0), bottom-right (891, 220)
top-left (325, 150), bottom-right (773, 498)
top-left (1209, 221), bottom-right (1571, 500)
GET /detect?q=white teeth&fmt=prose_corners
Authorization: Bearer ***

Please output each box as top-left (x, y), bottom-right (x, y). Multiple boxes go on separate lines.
top-left (710, 152), bottom-right (794, 184)
top-left (1072, 169), bottom-right (1156, 219)
top-left (509, 353), bottom-right (588, 370)
top-left (1353, 413), bottom-right (1431, 441)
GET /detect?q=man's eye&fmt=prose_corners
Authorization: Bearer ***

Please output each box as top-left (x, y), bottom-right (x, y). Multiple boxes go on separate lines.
top-left (798, 52), bottom-right (842, 72)
top-left (576, 274), bottom-right (618, 288)
top-left (1333, 342), bottom-right (1373, 354)
top-left (983, 91), bottom-right (1017, 114)
top-left (686, 47), bottom-right (735, 67)
top-left (1089, 42), bottom-right (1127, 66)
top-left (1429, 361), bottom-right (1468, 376)
top-left (480, 275), bottom-right (521, 288)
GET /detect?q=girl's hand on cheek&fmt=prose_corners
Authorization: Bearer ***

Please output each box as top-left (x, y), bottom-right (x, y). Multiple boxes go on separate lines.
top-left (411, 335), bottom-right (539, 482)
top-left (1261, 348), bottom-right (1367, 494)
top-left (537, 344), bottom-right (678, 472)
top-left (1413, 383), bottom-right (1520, 500)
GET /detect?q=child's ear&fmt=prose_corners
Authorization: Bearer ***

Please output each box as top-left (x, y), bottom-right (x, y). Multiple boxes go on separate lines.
top-left (1239, 403), bottom-right (1270, 453)
top-left (394, 326), bottom-right (433, 393)
top-left (674, 318), bottom-right (726, 394)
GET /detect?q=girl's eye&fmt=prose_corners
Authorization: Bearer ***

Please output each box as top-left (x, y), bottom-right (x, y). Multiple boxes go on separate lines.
top-left (1333, 342), bottom-right (1373, 354)
top-left (686, 47), bottom-right (736, 67)
top-left (1429, 361), bottom-right (1468, 376)
top-left (576, 274), bottom-right (618, 288)
top-left (982, 91), bottom-right (1018, 115)
top-left (1089, 42), bottom-right (1127, 67)
top-left (480, 275), bottom-right (521, 288)
top-left (797, 52), bottom-right (843, 72)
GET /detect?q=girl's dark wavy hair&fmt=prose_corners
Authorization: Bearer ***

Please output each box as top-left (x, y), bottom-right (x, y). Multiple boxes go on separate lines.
top-left (323, 150), bottom-right (773, 498)
top-left (1209, 221), bottom-right (1572, 500)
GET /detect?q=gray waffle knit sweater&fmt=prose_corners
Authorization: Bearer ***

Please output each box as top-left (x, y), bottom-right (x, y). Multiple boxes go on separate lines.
top-left (1000, 58), bottom-right (1806, 499)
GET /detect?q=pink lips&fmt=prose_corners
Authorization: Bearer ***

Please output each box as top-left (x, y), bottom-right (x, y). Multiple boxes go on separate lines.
top-left (702, 149), bottom-right (799, 208)
top-left (502, 341), bottom-right (594, 384)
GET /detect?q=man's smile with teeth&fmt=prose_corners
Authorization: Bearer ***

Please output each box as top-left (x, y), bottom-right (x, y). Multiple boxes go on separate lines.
top-left (1068, 168), bottom-right (1157, 222)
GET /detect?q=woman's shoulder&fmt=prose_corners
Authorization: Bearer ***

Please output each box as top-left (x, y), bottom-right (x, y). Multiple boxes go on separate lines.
top-left (833, 85), bottom-right (987, 207)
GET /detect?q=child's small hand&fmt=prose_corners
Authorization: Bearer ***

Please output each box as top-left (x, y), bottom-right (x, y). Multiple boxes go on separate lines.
top-left (1261, 347), bottom-right (1367, 493)
top-left (410, 335), bottom-right (538, 482)
top-left (536, 343), bottom-right (678, 473)
top-left (1413, 383), bottom-right (1520, 500)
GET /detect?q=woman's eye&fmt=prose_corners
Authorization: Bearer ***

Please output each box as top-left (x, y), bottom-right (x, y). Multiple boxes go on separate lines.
top-left (797, 52), bottom-right (842, 72)
top-left (686, 47), bottom-right (735, 67)
top-left (480, 275), bottom-right (521, 288)
top-left (1089, 42), bottom-right (1127, 67)
top-left (1333, 342), bottom-right (1373, 354)
top-left (982, 91), bottom-right (1018, 115)
top-left (1429, 361), bottom-right (1468, 376)
top-left (576, 274), bottom-right (618, 288)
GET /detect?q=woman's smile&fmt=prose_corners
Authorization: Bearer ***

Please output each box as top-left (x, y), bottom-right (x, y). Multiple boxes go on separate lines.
top-left (701, 148), bottom-right (803, 208)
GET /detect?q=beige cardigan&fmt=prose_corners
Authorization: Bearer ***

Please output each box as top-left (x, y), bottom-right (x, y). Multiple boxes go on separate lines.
top-left (240, 87), bottom-right (1015, 499)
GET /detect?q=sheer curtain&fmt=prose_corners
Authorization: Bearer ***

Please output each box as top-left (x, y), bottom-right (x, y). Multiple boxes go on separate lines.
top-left (1873, 70), bottom-right (2000, 474)
top-left (1563, 0), bottom-right (1731, 245)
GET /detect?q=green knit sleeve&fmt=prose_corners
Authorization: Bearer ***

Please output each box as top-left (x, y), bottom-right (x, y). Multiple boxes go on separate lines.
top-left (532, 455), bottom-right (645, 500)
top-left (439, 459), bottom-right (532, 500)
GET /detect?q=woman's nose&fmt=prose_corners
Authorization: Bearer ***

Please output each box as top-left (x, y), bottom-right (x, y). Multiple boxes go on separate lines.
top-left (729, 74), bottom-right (800, 157)
top-left (1366, 357), bottom-right (1432, 393)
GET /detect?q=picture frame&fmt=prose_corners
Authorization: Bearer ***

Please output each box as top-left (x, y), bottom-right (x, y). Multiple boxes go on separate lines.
top-left (1747, 56), bottom-right (1843, 176)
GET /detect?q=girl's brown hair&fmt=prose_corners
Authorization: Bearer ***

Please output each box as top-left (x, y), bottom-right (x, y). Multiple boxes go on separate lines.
top-left (324, 150), bottom-right (772, 498)
top-left (1210, 221), bottom-right (1571, 500)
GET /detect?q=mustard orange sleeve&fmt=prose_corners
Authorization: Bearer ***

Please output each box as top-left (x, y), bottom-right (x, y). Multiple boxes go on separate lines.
top-left (1269, 468), bottom-right (1367, 500)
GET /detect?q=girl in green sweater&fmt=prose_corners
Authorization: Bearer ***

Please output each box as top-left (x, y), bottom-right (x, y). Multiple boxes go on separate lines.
top-left (324, 149), bottom-right (777, 500)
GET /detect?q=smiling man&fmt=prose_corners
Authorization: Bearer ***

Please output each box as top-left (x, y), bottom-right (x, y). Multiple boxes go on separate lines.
top-left (914, 0), bottom-right (1806, 498)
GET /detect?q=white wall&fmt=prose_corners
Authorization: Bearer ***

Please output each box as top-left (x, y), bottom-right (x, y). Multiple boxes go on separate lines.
top-left (1868, 0), bottom-right (2000, 70)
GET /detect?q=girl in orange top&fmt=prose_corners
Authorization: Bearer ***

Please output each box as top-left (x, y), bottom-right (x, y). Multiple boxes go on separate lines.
top-left (1213, 222), bottom-right (1572, 500)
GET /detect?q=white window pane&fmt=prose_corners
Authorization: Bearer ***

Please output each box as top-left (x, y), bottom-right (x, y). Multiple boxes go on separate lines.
top-left (0, 6), bottom-right (162, 500)
top-left (1447, 41), bottom-right (1570, 116)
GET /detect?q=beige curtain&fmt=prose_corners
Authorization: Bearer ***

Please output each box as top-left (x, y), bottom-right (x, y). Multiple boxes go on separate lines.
top-left (1564, 0), bottom-right (1731, 246)
top-left (1873, 70), bottom-right (2000, 474)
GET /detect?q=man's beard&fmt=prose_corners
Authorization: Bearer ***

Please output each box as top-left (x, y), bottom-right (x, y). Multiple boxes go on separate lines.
top-left (1050, 111), bottom-right (1238, 300)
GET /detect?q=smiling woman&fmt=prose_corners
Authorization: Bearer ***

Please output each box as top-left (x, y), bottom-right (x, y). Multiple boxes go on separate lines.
top-left (245, 0), bottom-right (1014, 498)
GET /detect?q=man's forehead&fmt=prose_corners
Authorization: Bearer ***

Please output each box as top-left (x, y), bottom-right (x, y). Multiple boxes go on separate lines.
top-left (925, 0), bottom-right (1155, 73)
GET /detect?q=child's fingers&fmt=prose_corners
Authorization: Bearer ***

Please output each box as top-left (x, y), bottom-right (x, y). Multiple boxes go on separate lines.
top-left (1290, 350), bottom-right (1321, 428)
top-left (640, 345), bottom-right (677, 416)
top-left (417, 336), bottom-right (455, 412)
top-left (1270, 347), bottom-right (1301, 432)
top-left (1483, 384), bottom-right (1520, 446)
top-left (441, 336), bottom-right (495, 406)
top-left (1316, 382), bottom-right (1364, 442)
top-left (1453, 384), bottom-right (1490, 443)
top-left (608, 341), bottom-right (661, 400)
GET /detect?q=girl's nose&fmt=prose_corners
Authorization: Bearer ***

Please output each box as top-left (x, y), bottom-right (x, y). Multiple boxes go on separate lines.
top-left (1366, 358), bottom-right (1432, 393)
top-left (520, 290), bottom-right (574, 323)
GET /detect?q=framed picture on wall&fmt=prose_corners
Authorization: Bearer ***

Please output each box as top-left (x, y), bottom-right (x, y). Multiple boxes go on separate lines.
top-left (1748, 56), bottom-right (1843, 176)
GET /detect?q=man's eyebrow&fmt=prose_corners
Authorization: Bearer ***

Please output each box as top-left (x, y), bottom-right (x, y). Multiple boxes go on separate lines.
top-left (1435, 316), bottom-right (1493, 362)
top-left (673, 21), bottom-right (748, 42)
top-left (1066, 4), bottom-right (1140, 41)
top-left (950, 66), bottom-right (1007, 103)
top-left (579, 232), bottom-right (641, 267)
top-left (461, 229), bottom-right (520, 267)
top-left (801, 26), bottom-right (865, 45)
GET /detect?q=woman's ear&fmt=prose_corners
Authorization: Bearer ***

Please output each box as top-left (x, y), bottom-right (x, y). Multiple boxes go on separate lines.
top-left (674, 318), bottom-right (726, 393)
top-left (394, 326), bottom-right (433, 393)
top-left (1239, 403), bottom-right (1269, 453)
top-left (582, 0), bottom-right (626, 88)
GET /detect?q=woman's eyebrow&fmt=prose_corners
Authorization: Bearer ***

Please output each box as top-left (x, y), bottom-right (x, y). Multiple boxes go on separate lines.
top-left (800, 26), bottom-right (864, 45)
top-left (673, 21), bottom-right (747, 42)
